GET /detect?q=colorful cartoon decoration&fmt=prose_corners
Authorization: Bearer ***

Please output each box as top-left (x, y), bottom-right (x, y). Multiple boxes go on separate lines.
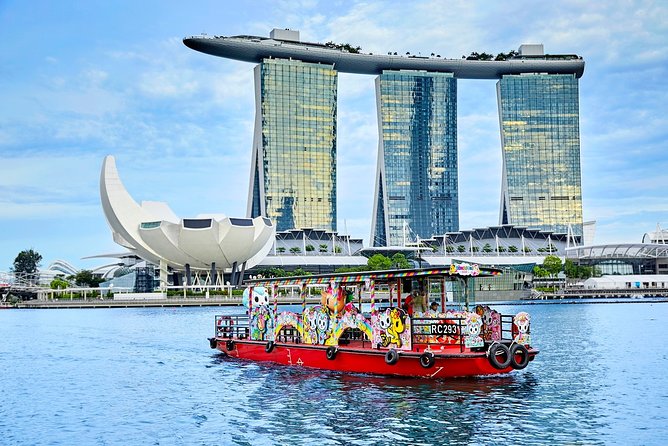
top-left (372, 307), bottom-right (411, 349)
top-left (320, 284), bottom-right (346, 314)
top-left (328, 306), bottom-right (372, 346)
top-left (274, 311), bottom-right (305, 340)
top-left (449, 263), bottom-right (481, 276)
top-left (464, 312), bottom-right (484, 348)
top-left (476, 305), bottom-right (501, 342)
top-left (249, 305), bottom-right (275, 341)
top-left (303, 305), bottom-right (332, 345)
top-left (242, 286), bottom-right (270, 308)
top-left (513, 312), bottom-right (531, 345)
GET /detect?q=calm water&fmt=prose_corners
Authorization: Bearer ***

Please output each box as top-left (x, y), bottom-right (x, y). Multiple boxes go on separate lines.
top-left (1, 302), bottom-right (667, 445)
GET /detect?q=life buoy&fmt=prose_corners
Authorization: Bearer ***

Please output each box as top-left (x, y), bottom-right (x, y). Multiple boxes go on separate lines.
top-left (326, 346), bottom-right (338, 360)
top-left (209, 338), bottom-right (217, 349)
top-left (488, 343), bottom-right (512, 369)
top-left (510, 343), bottom-right (530, 369)
top-left (419, 351), bottom-right (435, 368)
top-left (265, 341), bottom-right (275, 353)
top-left (385, 348), bottom-right (399, 365)
top-left (226, 340), bottom-right (235, 351)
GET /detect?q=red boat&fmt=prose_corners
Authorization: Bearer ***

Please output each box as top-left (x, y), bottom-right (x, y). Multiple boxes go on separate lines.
top-left (208, 264), bottom-right (538, 379)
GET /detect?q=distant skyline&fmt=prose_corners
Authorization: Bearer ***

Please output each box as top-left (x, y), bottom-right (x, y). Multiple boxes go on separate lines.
top-left (1, 0), bottom-right (667, 271)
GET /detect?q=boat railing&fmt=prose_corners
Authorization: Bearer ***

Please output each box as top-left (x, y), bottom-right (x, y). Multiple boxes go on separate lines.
top-left (410, 316), bottom-right (467, 352)
top-left (215, 314), bottom-right (249, 339)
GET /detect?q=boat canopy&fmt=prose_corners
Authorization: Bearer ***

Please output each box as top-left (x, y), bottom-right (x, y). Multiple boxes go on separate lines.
top-left (244, 264), bottom-right (501, 288)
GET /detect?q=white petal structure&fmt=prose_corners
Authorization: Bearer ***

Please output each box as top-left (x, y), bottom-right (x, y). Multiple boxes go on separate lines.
top-left (100, 156), bottom-right (275, 271)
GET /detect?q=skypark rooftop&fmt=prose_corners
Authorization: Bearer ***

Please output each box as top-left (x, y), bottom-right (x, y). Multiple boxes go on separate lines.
top-left (183, 29), bottom-right (585, 79)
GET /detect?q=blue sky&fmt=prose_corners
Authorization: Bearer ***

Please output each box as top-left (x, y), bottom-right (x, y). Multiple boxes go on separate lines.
top-left (1, 0), bottom-right (667, 271)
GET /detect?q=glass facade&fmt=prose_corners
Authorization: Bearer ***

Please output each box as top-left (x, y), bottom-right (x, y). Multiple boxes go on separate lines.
top-left (497, 74), bottom-right (583, 237)
top-left (248, 58), bottom-right (337, 232)
top-left (372, 71), bottom-right (458, 247)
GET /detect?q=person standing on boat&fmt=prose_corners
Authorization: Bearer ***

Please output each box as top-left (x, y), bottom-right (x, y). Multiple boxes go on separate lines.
top-left (403, 289), bottom-right (427, 316)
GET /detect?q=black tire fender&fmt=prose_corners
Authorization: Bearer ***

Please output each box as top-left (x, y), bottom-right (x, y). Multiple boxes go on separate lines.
top-left (385, 348), bottom-right (399, 365)
top-left (419, 351), bottom-right (435, 368)
top-left (209, 338), bottom-right (217, 349)
top-left (265, 340), bottom-right (275, 353)
top-left (326, 346), bottom-right (338, 360)
top-left (488, 343), bottom-right (512, 369)
top-left (510, 343), bottom-right (530, 370)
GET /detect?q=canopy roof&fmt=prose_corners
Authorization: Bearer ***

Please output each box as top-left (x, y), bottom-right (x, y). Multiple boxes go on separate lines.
top-left (245, 264), bottom-right (501, 287)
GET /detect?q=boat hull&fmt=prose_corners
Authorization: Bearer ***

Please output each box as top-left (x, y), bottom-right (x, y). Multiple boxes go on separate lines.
top-left (212, 338), bottom-right (538, 379)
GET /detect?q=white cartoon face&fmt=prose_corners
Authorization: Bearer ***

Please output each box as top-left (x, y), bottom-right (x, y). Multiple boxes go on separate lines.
top-left (316, 310), bottom-right (329, 332)
top-left (467, 314), bottom-right (482, 337)
top-left (514, 312), bottom-right (531, 333)
top-left (378, 311), bottom-right (391, 330)
top-left (253, 290), bottom-right (269, 306)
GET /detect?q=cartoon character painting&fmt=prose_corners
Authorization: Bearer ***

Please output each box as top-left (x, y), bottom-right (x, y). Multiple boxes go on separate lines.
top-left (513, 312), bottom-right (531, 345)
top-left (244, 286), bottom-right (275, 341)
top-left (303, 306), bottom-right (332, 345)
top-left (476, 305), bottom-right (501, 342)
top-left (464, 312), bottom-right (484, 348)
top-left (376, 308), bottom-right (408, 348)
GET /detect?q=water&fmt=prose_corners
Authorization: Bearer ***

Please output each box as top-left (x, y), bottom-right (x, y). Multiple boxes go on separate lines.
top-left (1, 302), bottom-right (667, 445)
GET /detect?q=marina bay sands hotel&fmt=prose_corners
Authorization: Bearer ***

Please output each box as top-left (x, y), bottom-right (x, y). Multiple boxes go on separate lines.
top-left (184, 29), bottom-right (585, 247)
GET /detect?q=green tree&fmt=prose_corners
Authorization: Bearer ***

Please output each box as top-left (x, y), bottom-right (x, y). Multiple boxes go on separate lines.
top-left (50, 277), bottom-right (69, 289)
top-left (12, 248), bottom-right (42, 275)
top-left (367, 254), bottom-right (392, 271)
top-left (532, 266), bottom-right (550, 278)
top-left (446, 245), bottom-right (455, 253)
top-left (482, 243), bottom-right (493, 253)
top-left (289, 247), bottom-right (301, 254)
top-left (319, 244), bottom-right (328, 252)
top-left (73, 270), bottom-right (104, 288)
top-left (305, 244), bottom-right (315, 252)
top-left (457, 245), bottom-right (466, 253)
top-left (390, 253), bottom-right (411, 269)
top-left (564, 259), bottom-right (578, 279)
top-left (277, 247), bottom-right (286, 253)
top-left (508, 245), bottom-right (518, 253)
top-left (542, 255), bottom-right (563, 277)
top-left (334, 246), bottom-right (342, 253)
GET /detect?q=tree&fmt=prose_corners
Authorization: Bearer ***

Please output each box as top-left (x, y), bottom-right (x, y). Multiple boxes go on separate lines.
top-left (446, 245), bottom-right (455, 253)
top-left (508, 245), bottom-right (518, 253)
top-left (564, 259), bottom-right (578, 279)
top-left (367, 254), bottom-right (392, 271)
top-left (50, 277), bottom-right (69, 289)
top-left (542, 255), bottom-right (563, 277)
top-left (305, 244), bottom-right (315, 252)
top-left (482, 243), bottom-right (493, 253)
top-left (277, 247), bottom-right (286, 253)
top-left (289, 247), bottom-right (301, 254)
top-left (391, 253), bottom-right (411, 269)
top-left (73, 270), bottom-right (104, 288)
top-left (319, 244), bottom-right (328, 252)
top-left (532, 266), bottom-right (550, 278)
top-left (457, 245), bottom-right (466, 253)
top-left (12, 249), bottom-right (42, 275)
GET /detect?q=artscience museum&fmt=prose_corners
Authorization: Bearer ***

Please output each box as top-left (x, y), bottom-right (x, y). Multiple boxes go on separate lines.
top-left (100, 156), bottom-right (275, 286)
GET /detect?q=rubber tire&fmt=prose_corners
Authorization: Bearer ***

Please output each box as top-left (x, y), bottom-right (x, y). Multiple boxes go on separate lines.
top-left (209, 338), bottom-right (217, 349)
top-left (488, 343), bottom-right (512, 369)
top-left (385, 348), bottom-right (399, 365)
top-left (226, 340), bottom-right (235, 351)
top-left (326, 346), bottom-right (337, 360)
top-left (265, 341), bottom-right (275, 353)
top-left (419, 352), bottom-right (435, 369)
top-left (510, 343), bottom-right (530, 370)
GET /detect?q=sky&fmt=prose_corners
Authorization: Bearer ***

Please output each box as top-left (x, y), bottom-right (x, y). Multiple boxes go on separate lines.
top-left (1, 0), bottom-right (667, 272)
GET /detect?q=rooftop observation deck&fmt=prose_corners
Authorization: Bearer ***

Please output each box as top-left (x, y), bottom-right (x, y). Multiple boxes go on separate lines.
top-left (183, 33), bottom-right (585, 79)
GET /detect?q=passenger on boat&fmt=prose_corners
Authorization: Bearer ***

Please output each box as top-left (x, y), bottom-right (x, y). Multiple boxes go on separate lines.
top-left (402, 289), bottom-right (427, 316)
top-left (430, 301), bottom-right (439, 312)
